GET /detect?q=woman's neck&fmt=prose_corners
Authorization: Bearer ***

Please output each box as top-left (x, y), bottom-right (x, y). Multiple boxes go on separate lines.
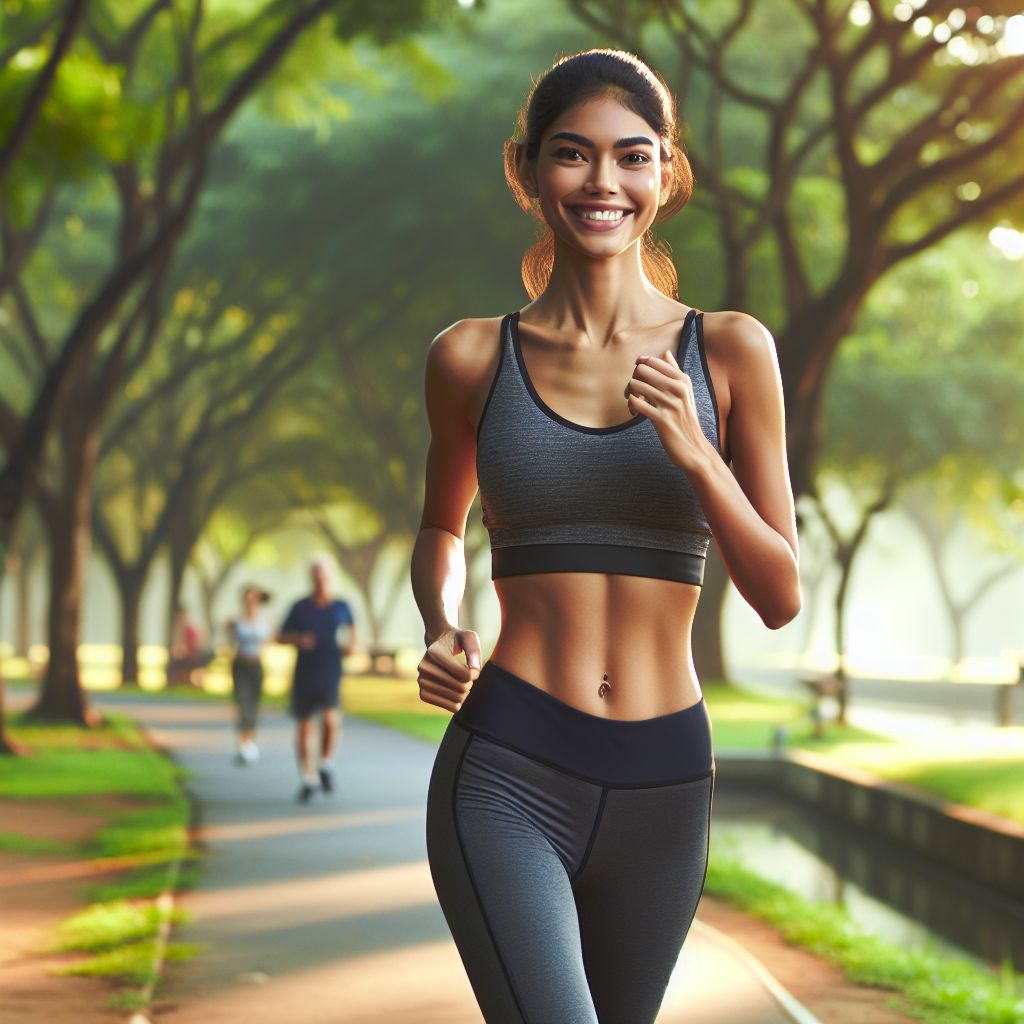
top-left (532, 240), bottom-right (666, 342)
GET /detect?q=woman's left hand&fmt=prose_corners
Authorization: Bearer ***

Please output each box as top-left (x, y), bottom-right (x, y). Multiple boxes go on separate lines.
top-left (625, 350), bottom-right (715, 474)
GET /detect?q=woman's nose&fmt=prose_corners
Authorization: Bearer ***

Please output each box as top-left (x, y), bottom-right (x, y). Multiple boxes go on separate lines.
top-left (584, 155), bottom-right (618, 193)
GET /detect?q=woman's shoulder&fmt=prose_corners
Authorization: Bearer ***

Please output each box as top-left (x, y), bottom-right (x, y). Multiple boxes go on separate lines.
top-left (699, 309), bottom-right (779, 383)
top-left (427, 316), bottom-right (506, 384)
top-left (700, 310), bottom-right (776, 357)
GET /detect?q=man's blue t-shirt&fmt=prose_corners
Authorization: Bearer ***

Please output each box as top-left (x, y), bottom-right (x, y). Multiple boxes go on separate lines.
top-left (280, 597), bottom-right (354, 693)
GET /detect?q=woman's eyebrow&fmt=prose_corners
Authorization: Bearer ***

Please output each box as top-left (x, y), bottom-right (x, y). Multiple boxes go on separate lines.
top-left (549, 131), bottom-right (655, 148)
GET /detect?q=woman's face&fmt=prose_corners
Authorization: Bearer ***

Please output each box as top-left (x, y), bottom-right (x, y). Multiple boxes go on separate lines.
top-left (527, 94), bottom-right (667, 262)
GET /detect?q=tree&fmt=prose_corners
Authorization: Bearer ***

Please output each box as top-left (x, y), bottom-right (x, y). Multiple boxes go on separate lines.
top-left (0, 0), bottom-right (456, 724)
top-left (91, 310), bottom-right (316, 684)
top-left (900, 484), bottom-right (1022, 668)
top-left (808, 264), bottom-right (1024, 713)
top-left (568, 0), bottom-right (1024, 680)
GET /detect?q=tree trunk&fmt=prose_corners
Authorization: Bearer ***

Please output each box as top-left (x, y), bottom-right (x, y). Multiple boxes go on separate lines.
top-left (30, 417), bottom-right (99, 724)
top-left (350, 572), bottom-right (382, 648)
top-left (0, 559), bottom-right (19, 755)
top-left (693, 551), bottom-right (730, 684)
top-left (833, 549), bottom-right (853, 725)
top-left (167, 545), bottom-right (189, 650)
top-left (949, 606), bottom-right (965, 668)
top-left (15, 548), bottom-right (31, 658)
top-left (119, 571), bottom-right (145, 686)
top-left (778, 283), bottom-right (872, 502)
top-left (202, 577), bottom-right (218, 647)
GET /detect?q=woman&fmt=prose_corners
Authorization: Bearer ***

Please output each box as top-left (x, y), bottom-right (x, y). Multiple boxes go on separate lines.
top-left (412, 49), bottom-right (800, 1024)
top-left (226, 585), bottom-right (273, 765)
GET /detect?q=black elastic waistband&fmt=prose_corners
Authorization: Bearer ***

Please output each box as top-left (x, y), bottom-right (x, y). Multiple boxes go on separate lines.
top-left (491, 543), bottom-right (705, 585)
top-left (452, 660), bottom-right (714, 787)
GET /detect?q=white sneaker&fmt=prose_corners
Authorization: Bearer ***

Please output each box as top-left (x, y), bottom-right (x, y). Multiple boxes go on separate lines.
top-left (240, 740), bottom-right (260, 764)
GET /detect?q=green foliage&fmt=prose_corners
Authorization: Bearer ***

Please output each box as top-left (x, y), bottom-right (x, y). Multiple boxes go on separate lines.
top-left (53, 900), bottom-right (189, 953)
top-left (705, 856), bottom-right (1024, 1024)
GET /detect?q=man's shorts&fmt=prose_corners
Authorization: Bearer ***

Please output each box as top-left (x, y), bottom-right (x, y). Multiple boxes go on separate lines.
top-left (290, 680), bottom-right (341, 720)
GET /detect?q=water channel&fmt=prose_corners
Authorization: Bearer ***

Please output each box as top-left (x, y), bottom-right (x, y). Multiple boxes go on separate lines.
top-left (711, 784), bottom-right (1024, 972)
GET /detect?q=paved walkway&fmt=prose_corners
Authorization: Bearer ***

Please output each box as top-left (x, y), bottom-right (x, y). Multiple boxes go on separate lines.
top-left (96, 694), bottom-right (815, 1024)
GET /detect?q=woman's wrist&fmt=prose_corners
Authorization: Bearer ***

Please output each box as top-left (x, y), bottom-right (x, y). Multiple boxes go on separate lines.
top-left (424, 623), bottom-right (456, 647)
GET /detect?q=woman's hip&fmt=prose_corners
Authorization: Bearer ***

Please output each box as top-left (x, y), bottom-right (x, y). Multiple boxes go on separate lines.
top-left (447, 659), bottom-right (713, 788)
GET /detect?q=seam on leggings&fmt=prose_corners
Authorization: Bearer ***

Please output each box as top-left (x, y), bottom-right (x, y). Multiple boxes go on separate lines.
top-left (452, 733), bottom-right (529, 1022)
top-left (454, 722), bottom-right (714, 790)
top-left (570, 785), bottom-right (607, 883)
top-left (680, 775), bottom-right (715, 941)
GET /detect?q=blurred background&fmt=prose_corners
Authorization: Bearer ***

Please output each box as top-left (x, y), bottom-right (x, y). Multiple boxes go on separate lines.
top-left (1, 2), bottom-right (1022, 1023)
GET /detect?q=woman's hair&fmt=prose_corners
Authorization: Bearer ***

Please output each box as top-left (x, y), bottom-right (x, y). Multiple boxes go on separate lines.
top-left (242, 585), bottom-right (272, 605)
top-left (504, 49), bottom-right (693, 300)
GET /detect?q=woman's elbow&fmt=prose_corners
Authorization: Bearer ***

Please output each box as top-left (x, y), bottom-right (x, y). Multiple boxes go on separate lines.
top-left (760, 582), bottom-right (802, 631)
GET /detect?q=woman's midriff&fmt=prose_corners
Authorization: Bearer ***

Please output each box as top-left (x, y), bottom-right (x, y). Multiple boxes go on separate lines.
top-left (489, 571), bottom-right (702, 721)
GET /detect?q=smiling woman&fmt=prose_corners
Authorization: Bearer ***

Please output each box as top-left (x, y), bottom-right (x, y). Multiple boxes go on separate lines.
top-left (503, 49), bottom-right (693, 300)
top-left (411, 47), bottom-right (801, 1024)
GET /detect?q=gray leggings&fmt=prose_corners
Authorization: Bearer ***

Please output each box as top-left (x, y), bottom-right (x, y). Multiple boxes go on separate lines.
top-left (231, 658), bottom-right (264, 732)
top-left (426, 661), bottom-right (714, 1024)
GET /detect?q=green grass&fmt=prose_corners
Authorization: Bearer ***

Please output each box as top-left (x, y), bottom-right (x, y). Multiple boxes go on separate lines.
top-left (705, 855), bottom-right (1024, 1024)
top-left (85, 862), bottom-right (201, 903)
top-left (53, 901), bottom-right (190, 953)
top-left (851, 758), bottom-right (1024, 824)
top-left (1, 710), bottom-right (197, 1013)
top-left (0, 832), bottom-right (74, 855)
top-left (57, 939), bottom-right (201, 984)
top-left (0, 712), bottom-right (184, 801)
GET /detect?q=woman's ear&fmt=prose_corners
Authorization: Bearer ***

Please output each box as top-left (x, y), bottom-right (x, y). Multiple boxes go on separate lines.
top-left (658, 152), bottom-right (674, 207)
top-left (515, 143), bottom-right (539, 199)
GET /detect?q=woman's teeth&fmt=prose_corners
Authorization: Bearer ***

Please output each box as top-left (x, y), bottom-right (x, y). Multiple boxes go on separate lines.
top-left (575, 209), bottom-right (625, 222)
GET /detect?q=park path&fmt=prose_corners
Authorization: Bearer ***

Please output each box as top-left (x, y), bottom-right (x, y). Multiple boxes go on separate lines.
top-left (98, 693), bottom-right (815, 1024)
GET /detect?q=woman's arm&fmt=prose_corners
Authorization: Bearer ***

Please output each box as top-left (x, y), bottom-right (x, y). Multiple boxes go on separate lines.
top-left (411, 319), bottom-right (496, 710)
top-left (628, 312), bottom-right (801, 629)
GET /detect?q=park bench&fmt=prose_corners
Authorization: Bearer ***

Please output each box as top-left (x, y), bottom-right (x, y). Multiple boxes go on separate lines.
top-left (799, 672), bottom-right (845, 738)
top-left (365, 644), bottom-right (400, 676)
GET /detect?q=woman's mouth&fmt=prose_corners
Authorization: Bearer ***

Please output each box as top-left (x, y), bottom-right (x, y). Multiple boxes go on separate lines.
top-left (568, 206), bottom-right (632, 231)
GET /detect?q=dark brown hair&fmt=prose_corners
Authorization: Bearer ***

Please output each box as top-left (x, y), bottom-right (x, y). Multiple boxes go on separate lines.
top-left (504, 49), bottom-right (693, 300)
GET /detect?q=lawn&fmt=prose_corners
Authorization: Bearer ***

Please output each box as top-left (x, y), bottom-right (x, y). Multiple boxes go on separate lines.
top-left (0, 711), bottom-right (199, 1010)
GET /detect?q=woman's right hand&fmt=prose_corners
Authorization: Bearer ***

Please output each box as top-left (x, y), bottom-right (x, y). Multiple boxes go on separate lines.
top-left (418, 627), bottom-right (481, 713)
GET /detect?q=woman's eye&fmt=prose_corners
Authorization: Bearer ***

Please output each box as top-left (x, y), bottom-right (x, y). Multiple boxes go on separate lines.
top-left (623, 152), bottom-right (651, 165)
top-left (555, 147), bottom-right (585, 161)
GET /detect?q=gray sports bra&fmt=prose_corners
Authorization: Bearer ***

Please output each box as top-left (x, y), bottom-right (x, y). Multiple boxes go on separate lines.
top-left (476, 308), bottom-right (723, 586)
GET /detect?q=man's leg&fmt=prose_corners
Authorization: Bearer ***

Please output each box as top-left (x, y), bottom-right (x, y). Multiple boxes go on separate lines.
top-left (320, 707), bottom-right (340, 759)
top-left (295, 713), bottom-right (318, 802)
top-left (317, 707), bottom-right (341, 792)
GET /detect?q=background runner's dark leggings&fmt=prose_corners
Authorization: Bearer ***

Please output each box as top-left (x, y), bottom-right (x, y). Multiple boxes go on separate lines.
top-left (426, 661), bottom-right (715, 1024)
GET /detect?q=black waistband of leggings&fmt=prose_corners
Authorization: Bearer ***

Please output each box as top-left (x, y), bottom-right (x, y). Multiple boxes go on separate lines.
top-left (452, 660), bottom-right (714, 787)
